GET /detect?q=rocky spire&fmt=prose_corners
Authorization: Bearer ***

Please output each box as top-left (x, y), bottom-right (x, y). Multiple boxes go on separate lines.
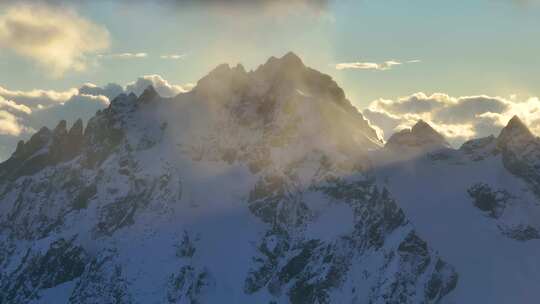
top-left (65, 119), bottom-right (84, 158)
top-left (53, 120), bottom-right (68, 137)
top-left (68, 119), bottom-right (84, 140)
top-left (497, 115), bottom-right (535, 148)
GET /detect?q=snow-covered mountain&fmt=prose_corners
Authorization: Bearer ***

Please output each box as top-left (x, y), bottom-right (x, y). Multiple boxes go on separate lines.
top-left (2, 52), bottom-right (538, 304)
top-left (0, 53), bottom-right (455, 304)
top-left (373, 116), bottom-right (540, 303)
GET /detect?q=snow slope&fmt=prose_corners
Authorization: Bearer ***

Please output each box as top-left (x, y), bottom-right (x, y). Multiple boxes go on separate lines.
top-left (372, 118), bottom-right (540, 303)
top-left (0, 53), bottom-right (456, 303)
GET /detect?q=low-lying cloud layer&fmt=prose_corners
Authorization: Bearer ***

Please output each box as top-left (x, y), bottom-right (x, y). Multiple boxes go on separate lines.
top-left (0, 75), bottom-right (191, 160)
top-left (363, 92), bottom-right (540, 146)
top-left (0, 3), bottom-right (110, 77)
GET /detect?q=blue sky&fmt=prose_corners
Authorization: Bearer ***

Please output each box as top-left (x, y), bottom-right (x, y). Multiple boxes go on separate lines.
top-left (0, 0), bottom-right (540, 159)
top-left (2, 0), bottom-right (539, 104)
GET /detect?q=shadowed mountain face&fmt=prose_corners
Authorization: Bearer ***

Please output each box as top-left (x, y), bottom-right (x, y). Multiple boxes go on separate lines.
top-left (4, 53), bottom-right (540, 303)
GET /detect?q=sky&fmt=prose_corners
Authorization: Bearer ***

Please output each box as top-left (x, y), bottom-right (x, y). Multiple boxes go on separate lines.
top-left (0, 0), bottom-right (540, 159)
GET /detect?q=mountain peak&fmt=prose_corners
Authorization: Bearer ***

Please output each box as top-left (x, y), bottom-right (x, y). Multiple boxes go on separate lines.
top-left (497, 115), bottom-right (535, 148)
top-left (411, 119), bottom-right (430, 131)
top-left (258, 52), bottom-right (306, 75)
top-left (505, 115), bottom-right (531, 134)
top-left (281, 51), bottom-right (304, 66)
top-left (53, 120), bottom-right (68, 136)
top-left (138, 85), bottom-right (159, 103)
top-left (386, 120), bottom-right (450, 152)
top-left (411, 120), bottom-right (446, 141)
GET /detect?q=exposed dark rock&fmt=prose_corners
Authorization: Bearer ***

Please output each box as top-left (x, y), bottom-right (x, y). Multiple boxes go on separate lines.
top-left (0, 238), bottom-right (88, 304)
top-left (467, 183), bottom-right (509, 218)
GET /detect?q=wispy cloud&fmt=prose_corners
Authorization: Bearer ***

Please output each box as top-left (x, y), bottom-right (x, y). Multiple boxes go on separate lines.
top-left (335, 59), bottom-right (420, 71)
top-left (0, 86), bottom-right (78, 108)
top-left (98, 52), bottom-right (148, 59)
top-left (0, 3), bottom-right (110, 77)
top-left (160, 54), bottom-right (186, 60)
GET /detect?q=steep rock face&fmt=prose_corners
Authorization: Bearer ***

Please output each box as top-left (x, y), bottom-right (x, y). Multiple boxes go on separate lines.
top-left (495, 116), bottom-right (540, 198)
top-left (0, 53), bottom-right (456, 303)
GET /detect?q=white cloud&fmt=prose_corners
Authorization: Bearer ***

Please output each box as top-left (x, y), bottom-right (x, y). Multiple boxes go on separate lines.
top-left (0, 96), bottom-right (32, 114)
top-left (161, 54), bottom-right (186, 60)
top-left (335, 59), bottom-right (419, 71)
top-left (0, 3), bottom-right (110, 77)
top-left (125, 75), bottom-right (191, 98)
top-left (0, 110), bottom-right (28, 136)
top-left (336, 61), bottom-right (400, 71)
top-left (98, 52), bottom-right (148, 59)
top-left (363, 92), bottom-right (540, 146)
top-left (0, 86), bottom-right (78, 109)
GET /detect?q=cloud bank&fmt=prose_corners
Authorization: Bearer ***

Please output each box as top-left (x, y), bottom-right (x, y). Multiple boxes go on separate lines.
top-left (0, 3), bottom-right (110, 77)
top-left (363, 92), bottom-right (540, 146)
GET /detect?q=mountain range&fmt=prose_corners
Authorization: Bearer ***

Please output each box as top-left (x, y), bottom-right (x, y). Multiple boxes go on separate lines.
top-left (0, 53), bottom-right (538, 303)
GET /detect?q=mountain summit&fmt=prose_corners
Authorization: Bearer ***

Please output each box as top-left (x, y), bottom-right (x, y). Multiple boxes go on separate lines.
top-left (497, 115), bottom-right (536, 148)
top-left (385, 120), bottom-right (450, 152)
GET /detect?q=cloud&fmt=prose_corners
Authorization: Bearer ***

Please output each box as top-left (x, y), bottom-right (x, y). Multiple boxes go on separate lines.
top-left (335, 59), bottom-right (420, 71)
top-left (98, 52), bottom-right (148, 59)
top-left (0, 110), bottom-right (27, 136)
top-left (0, 96), bottom-right (32, 114)
top-left (0, 3), bottom-right (110, 77)
top-left (363, 92), bottom-right (540, 146)
top-left (0, 86), bottom-right (78, 109)
top-left (125, 75), bottom-right (191, 98)
top-left (79, 83), bottom-right (124, 100)
top-left (160, 54), bottom-right (186, 60)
